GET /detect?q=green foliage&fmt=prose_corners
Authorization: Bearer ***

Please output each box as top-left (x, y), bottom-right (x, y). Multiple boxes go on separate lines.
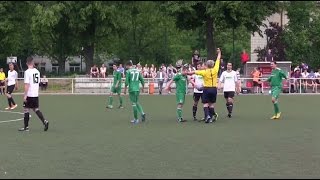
top-left (283, 1), bottom-right (320, 68)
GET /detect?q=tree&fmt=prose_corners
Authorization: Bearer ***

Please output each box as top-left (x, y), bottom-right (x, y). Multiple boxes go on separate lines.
top-left (68, 1), bottom-right (122, 73)
top-left (283, 1), bottom-right (320, 68)
top-left (0, 1), bottom-right (35, 70)
top-left (165, 1), bottom-right (279, 60)
top-left (31, 2), bottom-right (76, 74)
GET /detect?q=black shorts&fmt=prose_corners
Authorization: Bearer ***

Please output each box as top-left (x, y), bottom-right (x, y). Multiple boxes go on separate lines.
top-left (253, 81), bottom-right (261, 87)
top-left (6, 85), bottom-right (15, 94)
top-left (224, 91), bottom-right (235, 99)
top-left (0, 81), bottom-right (5, 87)
top-left (202, 87), bottom-right (217, 104)
top-left (23, 97), bottom-right (39, 109)
top-left (193, 93), bottom-right (203, 103)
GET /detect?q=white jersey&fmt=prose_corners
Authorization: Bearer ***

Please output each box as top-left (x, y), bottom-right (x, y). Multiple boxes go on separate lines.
top-left (24, 68), bottom-right (40, 97)
top-left (219, 70), bottom-right (238, 92)
top-left (193, 74), bottom-right (204, 93)
top-left (7, 70), bottom-right (18, 86)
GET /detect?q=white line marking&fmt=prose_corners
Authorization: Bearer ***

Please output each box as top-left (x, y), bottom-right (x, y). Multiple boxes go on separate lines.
top-left (0, 111), bottom-right (30, 124)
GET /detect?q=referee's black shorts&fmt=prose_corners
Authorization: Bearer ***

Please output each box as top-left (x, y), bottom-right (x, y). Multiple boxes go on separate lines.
top-left (202, 87), bottom-right (217, 104)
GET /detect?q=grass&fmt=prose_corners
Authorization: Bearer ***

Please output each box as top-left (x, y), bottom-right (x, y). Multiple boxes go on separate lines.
top-left (0, 94), bottom-right (320, 178)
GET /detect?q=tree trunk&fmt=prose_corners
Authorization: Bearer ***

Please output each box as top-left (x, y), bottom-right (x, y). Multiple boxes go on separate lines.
top-left (58, 58), bottom-right (66, 74)
top-left (206, 16), bottom-right (215, 60)
top-left (84, 44), bottom-right (95, 73)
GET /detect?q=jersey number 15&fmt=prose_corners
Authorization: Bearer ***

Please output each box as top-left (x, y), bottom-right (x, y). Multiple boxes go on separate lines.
top-left (33, 73), bottom-right (39, 83)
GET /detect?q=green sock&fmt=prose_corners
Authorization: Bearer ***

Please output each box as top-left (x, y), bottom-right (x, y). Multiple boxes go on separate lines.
top-left (133, 104), bottom-right (138, 120)
top-left (274, 102), bottom-right (279, 114)
top-left (176, 108), bottom-right (182, 119)
top-left (108, 96), bottom-right (113, 106)
top-left (136, 103), bottom-right (144, 115)
top-left (119, 96), bottom-right (123, 106)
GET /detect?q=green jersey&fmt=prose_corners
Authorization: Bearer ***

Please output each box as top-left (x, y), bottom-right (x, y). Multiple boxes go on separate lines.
top-left (267, 68), bottom-right (287, 87)
top-left (125, 68), bottom-right (144, 92)
top-left (173, 72), bottom-right (187, 94)
top-left (112, 70), bottom-right (122, 87)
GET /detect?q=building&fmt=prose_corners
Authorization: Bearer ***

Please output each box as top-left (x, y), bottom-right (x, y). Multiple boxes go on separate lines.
top-left (250, 11), bottom-right (289, 62)
top-left (32, 55), bottom-right (86, 73)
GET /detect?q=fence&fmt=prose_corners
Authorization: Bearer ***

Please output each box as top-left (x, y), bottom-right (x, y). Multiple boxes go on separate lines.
top-left (9, 77), bottom-right (320, 95)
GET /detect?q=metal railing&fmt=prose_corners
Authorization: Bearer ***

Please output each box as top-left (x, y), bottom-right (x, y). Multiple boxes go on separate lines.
top-left (8, 77), bottom-right (320, 94)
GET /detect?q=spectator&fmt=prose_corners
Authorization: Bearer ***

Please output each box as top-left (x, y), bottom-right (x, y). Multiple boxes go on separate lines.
top-left (219, 58), bottom-right (225, 77)
top-left (294, 65), bottom-right (300, 72)
top-left (100, 64), bottom-right (107, 78)
top-left (136, 62), bottom-right (142, 73)
top-left (166, 69), bottom-right (174, 94)
top-left (156, 67), bottom-right (166, 95)
top-left (300, 62), bottom-right (309, 72)
top-left (167, 64), bottom-right (177, 74)
top-left (118, 64), bottom-right (125, 77)
top-left (251, 67), bottom-right (262, 93)
top-left (240, 49), bottom-right (249, 65)
top-left (0, 68), bottom-right (6, 95)
top-left (161, 63), bottom-right (167, 73)
top-left (265, 49), bottom-right (274, 62)
top-left (236, 68), bottom-right (241, 92)
top-left (307, 70), bottom-right (316, 92)
top-left (191, 50), bottom-right (201, 68)
top-left (90, 64), bottom-right (99, 78)
top-left (150, 64), bottom-right (156, 78)
top-left (40, 75), bottom-right (48, 91)
top-left (315, 69), bottom-right (320, 86)
top-left (188, 64), bottom-right (195, 72)
top-left (143, 64), bottom-right (149, 78)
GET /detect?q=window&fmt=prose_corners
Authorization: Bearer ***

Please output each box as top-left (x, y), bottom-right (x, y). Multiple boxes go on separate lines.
top-left (69, 63), bottom-right (80, 73)
top-left (52, 63), bottom-right (59, 74)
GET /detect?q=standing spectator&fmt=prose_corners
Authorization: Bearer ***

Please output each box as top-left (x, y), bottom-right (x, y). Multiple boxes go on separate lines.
top-left (150, 64), bottom-right (156, 78)
top-left (136, 62), bottom-right (142, 73)
top-left (156, 67), bottom-right (166, 95)
top-left (191, 50), bottom-right (201, 68)
top-left (143, 64), bottom-right (149, 78)
top-left (166, 69), bottom-right (174, 94)
top-left (300, 62), bottom-right (309, 72)
top-left (0, 68), bottom-right (6, 95)
top-left (167, 64), bottom-right (177, 74)
top-left (40, 75), bottom-right (48, 91)
top-left (265, 49), bottom-right (274, 62)
top-left (90, 64), bottom-right (99, 78)
top-left (240, 49), bottom-right (249, 65)
top-left (118, 64), bottom-right (125, 77)
top-left (161, 63), bottom-right (167, 73)
top-left (219, 58), bottom-right (225, 77)
top-left (251, 67), bottom-right (262, 93)
top-left (100, 64), bottom-right (107, 78)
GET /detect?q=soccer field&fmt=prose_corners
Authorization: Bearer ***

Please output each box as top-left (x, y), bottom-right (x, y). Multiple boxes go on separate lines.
top-left (0, 94), bottom-right (320, 178)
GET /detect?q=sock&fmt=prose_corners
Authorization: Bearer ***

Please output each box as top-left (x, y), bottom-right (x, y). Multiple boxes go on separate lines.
top-left (209, 107), bottom-right (216, 117)
top-left (226, 102), bottom-right (233, 113)
top-left (132, 104), bottom-right (138, 120)
top-left (8, 98), bottom-right (12, 107)
top-left (274, 102), bottom-right (279, 114)
top-left (192, 106), bottom-right (197, 117)
top-left (10, 97), bottom-right (16, 106)
top-left (108, 96), bottom-right (113, 106)
top-left (24, 112), bottom-right (30, 128)
top-left (35, 110), bottom-right (46, 124)
top-left (204, 107), bottom-right (210, 119)
top-left (177, 108), bottom-right (182, 119)
top-left (136, 103), bottom-right (145, 115)
top-left (119, 96), bottom-right (123, 106)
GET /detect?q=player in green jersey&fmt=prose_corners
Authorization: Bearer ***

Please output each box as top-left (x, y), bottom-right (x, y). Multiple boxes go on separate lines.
top-left (107, 64), bottom-right (124, 109)
top-left (267, 61), bottom-right (287, 120)
top-left (165, 60), bottom-right (190, 122)
top-left (124, 61), bottom-right (146, 124)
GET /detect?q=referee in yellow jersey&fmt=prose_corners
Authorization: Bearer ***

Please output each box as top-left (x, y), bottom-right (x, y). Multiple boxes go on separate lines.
top-left (186, 48), bottom-right (221, 123)
top-left (0, 68), bottom-right (6, 95)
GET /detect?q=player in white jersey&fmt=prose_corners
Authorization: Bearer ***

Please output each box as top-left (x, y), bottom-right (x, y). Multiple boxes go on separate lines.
top-left (19, 57), bottom-right (49, 132)
top-left (218, 63), bottom-right (240, 118)
top-left (190, 62), bottom-right (205, 121)
top-left (5, 63), bottom-right (18, 110)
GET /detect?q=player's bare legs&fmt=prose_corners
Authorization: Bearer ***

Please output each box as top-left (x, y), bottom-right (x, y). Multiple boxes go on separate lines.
top-left (226, 97), bottom-right (234, 118)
